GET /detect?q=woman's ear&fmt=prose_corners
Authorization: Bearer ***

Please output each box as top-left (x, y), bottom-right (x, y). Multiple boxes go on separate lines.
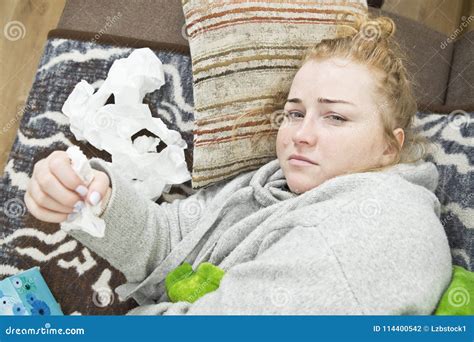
top-left (381, 128), bottom-right (405, 165)
top-left (393, 128), bottom-right (405, 149)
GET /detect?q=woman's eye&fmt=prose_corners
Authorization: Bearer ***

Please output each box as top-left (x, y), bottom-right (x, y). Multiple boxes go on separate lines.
top-left (326, 113), bottom-right (346, 122)
top-left (285, 111), bottom-right (304, 119)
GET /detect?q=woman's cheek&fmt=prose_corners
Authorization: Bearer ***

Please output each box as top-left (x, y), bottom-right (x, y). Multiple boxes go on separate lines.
top-left (276, 127), bottom-right (291, 150)
top-left (276, 129), bottom-right (287, 160)
top-left (317, 136), bottom-right (350, 173)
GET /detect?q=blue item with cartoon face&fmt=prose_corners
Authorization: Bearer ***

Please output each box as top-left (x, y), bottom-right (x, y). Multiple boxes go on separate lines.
top-left (0, 266), bottom-right (62, 315)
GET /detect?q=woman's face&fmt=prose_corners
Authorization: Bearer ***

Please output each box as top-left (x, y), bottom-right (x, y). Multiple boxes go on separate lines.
top-left (276, 58), bottom-right (399, 194)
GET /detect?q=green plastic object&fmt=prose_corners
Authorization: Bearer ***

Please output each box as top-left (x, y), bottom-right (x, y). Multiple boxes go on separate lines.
top-left (435, 265), bottom-right (474, 315)
top-left (165, 262), bottom-right (225, 303)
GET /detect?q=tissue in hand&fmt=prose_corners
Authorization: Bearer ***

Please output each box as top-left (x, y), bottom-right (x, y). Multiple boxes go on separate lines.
top-left (61, 47), bottom-right (191, 201)
top-left (60, 145), bottom-right (106, 238)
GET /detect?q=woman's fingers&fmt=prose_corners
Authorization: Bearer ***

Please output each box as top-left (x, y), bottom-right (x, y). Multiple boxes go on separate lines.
top-left (86, 170), bottom-right (110, 206)
top-left (33, 150), bottom-right (83, 207)
top-left (27, 178), bottom-right (77, 214)
top-left (48, 151), bottom-right (87, 196)
top-left (24, 192), bottom-right (68, 223)
top-left (27, 149), bottom-right (113, 224)
top-left (34, 169), bottom-right (82, 208)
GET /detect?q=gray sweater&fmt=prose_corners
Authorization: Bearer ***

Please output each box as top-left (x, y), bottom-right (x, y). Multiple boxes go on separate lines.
top-left (63, 158), bottom-right (452, 315)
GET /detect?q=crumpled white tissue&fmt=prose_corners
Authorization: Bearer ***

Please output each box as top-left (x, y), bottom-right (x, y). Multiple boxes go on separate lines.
top-left (61, 48), bottom-right (191, 201)
top-left (60, 146), bottom-right (106, 238)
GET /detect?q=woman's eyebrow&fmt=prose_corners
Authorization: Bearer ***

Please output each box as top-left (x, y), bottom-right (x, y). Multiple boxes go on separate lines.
top-left (286, 98), bottom-right (302, 104)
top-left (317, 97), bottom-right (355, 106)
top-left (286, 97), bottom-right (355, 106)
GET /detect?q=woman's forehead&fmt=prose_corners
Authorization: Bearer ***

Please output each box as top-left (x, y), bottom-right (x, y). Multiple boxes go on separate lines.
top-left (296, 58), bottom-right (375, 83)
top-left (290, 58), bottom-right (378, 105)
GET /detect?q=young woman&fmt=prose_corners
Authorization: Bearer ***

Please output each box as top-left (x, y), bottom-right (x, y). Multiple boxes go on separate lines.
top-left (25, 15), bottom-right (452, 315)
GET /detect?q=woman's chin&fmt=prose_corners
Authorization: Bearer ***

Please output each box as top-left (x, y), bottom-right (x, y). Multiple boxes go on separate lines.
top-left (285, 172), bottom-right (326, 194)
top-left (287, 180), bottom-right (312, 194)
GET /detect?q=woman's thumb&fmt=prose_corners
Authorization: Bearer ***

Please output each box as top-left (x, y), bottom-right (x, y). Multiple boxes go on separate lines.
top-left (86, 170), bottom-right (110, 206)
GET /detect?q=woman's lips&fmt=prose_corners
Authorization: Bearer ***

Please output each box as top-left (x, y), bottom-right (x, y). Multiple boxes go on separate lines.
top-left (288, 158), bottom-right (316, 166)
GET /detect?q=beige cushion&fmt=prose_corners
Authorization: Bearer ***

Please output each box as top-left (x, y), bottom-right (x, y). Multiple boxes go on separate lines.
top-left (184, 0), bottom-right (368, 189)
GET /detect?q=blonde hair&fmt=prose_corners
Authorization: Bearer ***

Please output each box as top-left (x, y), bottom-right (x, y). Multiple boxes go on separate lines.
top-left (232, 13), bottom-right (430, 173)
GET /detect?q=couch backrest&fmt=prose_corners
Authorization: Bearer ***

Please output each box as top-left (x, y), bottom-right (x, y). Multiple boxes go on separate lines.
top-left (57, 1), bottom-right (473, 112)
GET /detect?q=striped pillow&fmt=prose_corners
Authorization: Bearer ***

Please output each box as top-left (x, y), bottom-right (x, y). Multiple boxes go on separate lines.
top-left (183, 0), bottom-right (368, 189)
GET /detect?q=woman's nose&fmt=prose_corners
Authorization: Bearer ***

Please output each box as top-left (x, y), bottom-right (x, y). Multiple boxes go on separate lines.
top-left (292, 116), bottom-right (318, 146)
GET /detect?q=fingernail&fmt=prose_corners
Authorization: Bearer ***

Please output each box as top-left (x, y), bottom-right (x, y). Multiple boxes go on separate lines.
top-left (75, 185), bottom-right (88, 197)
top-left (73, 201), bottom-right (85, 213)
top-left (89, 191), bottom-right (101, 206)
top-left (66, 213), bottom-right (78, 222)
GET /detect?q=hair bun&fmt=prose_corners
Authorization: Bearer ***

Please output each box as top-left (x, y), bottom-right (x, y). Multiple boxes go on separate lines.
top-left (335, 14), bottom-right (396, 42)
top-left (359, 17), bottom-right (396, 41)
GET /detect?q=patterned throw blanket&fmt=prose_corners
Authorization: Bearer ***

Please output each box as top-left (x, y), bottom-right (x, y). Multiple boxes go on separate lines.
top-left (0, 37), bottom-right (196, 315)
top-left (0, 37), bottom-right (472, 315)
top-left (415, 112), bottom-right (473, 270)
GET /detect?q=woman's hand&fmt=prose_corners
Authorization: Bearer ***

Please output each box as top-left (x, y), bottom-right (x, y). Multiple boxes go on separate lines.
top-left (25, 150), bottom-right (111, 223)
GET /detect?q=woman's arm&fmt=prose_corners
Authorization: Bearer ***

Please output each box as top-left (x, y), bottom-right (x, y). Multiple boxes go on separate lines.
top-left (63, 158), bottom-right (221, 284)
